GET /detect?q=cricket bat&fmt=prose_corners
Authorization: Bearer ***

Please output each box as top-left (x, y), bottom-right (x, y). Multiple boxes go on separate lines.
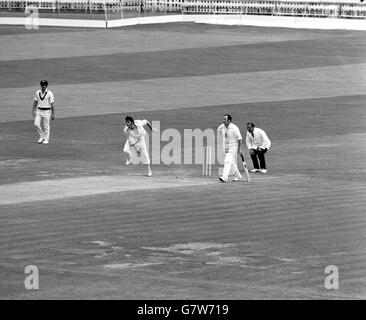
top-left (240, 153), bottom-right (251, 183)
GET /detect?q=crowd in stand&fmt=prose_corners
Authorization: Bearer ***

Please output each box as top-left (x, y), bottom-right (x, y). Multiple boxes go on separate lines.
top-left (1, 0), bottom-right (365, 18)
top-left (183, 0), bottom-right (366, 17)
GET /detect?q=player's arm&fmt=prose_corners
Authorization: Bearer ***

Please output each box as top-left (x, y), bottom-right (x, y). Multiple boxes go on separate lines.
top-left (49, 92), bottom-right (55, 120)
top-left (143, 120), bottom-right (157, 132)
top-left (51, 102), bottom-right (55, 120)
top-left (245, 132), bottom-right (252, 151)
top-left (236, 126), bottom-right (243, 154)
top-left (123, 125), bottom-right (130, 137)
top-left (258, 129), bottom-right (271, 151)
top-left (238, 138), bottom-right (243, 154)
top-left (216, 125), bottom-right (223, 136)
top-left (145, 120), bottom-right (153, 131)
top-left (32, 100), bottom-right (37, 117)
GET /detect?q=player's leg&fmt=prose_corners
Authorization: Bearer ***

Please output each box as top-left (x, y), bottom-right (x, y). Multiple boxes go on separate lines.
top-left (123, 140), bottom-right (132, 165)
top-left (220, 152), bottom-right (235, 182)
top-left (258, 149), bottom-right (268, 173)
top-left (34, 112), bottom-right (45, 143)
top-left (42, 111), bottom-right (51, 144)
top-left (138, 140), bottom-right (152, 176)
top-left (249, 149), bottom-right (260, 172)
top-left (228, 148), bottom-right (242, 181)
top-left (146, 163), bottom-right (152, 177)
top-left (231, 160), bottom-right (242, 181)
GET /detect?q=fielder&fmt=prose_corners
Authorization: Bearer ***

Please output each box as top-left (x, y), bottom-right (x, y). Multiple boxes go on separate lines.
top-left (217, 114), bottom-right (243, 183)
top-left (32, 80), bottom-right (55, 144)
top-left (123, 116), bottom-right (153, 177)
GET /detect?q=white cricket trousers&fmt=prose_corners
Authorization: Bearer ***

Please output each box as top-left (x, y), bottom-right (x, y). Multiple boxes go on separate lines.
top-left (222, 146), bottom-right (242, 180)
top-left (123, 139), bottom-right (151, 165)
top-left (34, 109), bottom-right (51, 141)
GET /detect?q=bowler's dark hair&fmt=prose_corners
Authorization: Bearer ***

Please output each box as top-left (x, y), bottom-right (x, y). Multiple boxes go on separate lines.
top-left (125, 116), bottom-right (134, 124)
top-left (224, 114), bottom-right (232, 122)
top-left (247, 122), bottom-right (255, 128)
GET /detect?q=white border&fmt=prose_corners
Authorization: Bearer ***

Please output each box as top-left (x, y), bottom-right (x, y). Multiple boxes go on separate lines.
top-left (0, 14), bottom-right (365, 30)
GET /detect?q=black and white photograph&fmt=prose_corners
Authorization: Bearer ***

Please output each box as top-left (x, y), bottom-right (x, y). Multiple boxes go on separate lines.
top-left (0, 0), bottom-right (365, 304)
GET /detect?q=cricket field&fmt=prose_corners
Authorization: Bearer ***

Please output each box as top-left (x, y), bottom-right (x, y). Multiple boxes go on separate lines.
top-left (0, 23), bottom-right (365, 299)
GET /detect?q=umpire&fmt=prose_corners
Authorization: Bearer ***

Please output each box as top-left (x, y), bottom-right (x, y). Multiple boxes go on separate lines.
top-left (246, 122), bottom-right (271, 174)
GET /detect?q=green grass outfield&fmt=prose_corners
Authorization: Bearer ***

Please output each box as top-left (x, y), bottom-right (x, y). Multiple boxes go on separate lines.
top-left (0, 23), bottom-right (365, 299)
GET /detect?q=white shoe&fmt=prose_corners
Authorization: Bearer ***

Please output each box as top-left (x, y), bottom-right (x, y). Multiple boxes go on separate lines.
top-left (147, 171), bottom-right (152, 177)
top-left (260, 169), bottom-right (267, 174)
top-left (125, 158), bottom-right (130, 165)
top-left (250, 169), bottom-right (259, 173)
top-left (219, 176), bottom-right (227, 183)
top-left (42, 140), bottom-right (49, 144)
top-left (37, 138), bottom-right (44, 144)
top-left (232, 177), bottom-right (239, 182)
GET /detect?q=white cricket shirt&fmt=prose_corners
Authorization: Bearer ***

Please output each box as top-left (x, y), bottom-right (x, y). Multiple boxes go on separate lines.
top-left (34, 89), bottom-right (54, 109)
top-left (246, 127), bottom-right (271, 150)
top-left (217, 123), bottom-right (242, 149)
top-left (124, 119), bottom-right (148, 144)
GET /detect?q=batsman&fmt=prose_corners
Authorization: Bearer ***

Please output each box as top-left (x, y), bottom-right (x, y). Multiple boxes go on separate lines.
top-left (217, 114), bottom-right (244, 183)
